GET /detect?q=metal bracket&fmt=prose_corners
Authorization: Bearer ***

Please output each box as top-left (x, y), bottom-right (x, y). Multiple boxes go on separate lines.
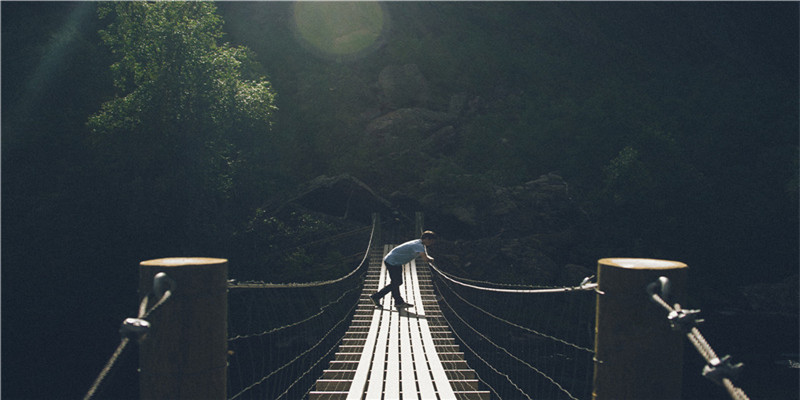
top-left (120, 318), bottom-right (151, 342)
top-left (668, 308), bottom-right (704, 332)
top-left (702, 355), bottom-right (744, 386)
top-left (153, 272), bottom-right (176, 299)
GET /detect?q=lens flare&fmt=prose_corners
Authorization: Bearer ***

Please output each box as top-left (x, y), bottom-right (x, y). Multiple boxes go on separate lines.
top-left (291, 2), bottom-right (387, 60)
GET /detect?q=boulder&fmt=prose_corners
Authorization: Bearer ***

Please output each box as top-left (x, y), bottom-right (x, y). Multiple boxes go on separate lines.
top-left (490, 173), bottom-right (586, 235)
top-left (365, 107), bottom-right (455, 143)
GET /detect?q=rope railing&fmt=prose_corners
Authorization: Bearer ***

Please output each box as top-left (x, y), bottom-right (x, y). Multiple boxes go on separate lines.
top-left (249, 225), bottom-right (373, 264)
top-left (228, 293), bottom-right (359, 400)
top-left (647, 276), bottom-right (750, 400)
top-left (229, 222), bottom-right (375, 289)
top-left (436, 281), bottom-right (582, 400)
top-left (428, 259), bottom-right (596, 400)
top-left (226, 216), bottom-right (379, 399)
top-left (433, 265), bottom-right (595, 353)
top-left (429, 260), bottom-right (598, 293)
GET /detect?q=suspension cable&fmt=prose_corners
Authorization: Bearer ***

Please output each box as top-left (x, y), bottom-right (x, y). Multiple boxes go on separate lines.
top-left (434, 271), bottom-right (595, 353)
top-left (230, 220), bottom-right (375, 289)
top-left (428, 261), bottom-right (598, 294)
top-left (228, 280), bottom-right (362, 341)
top-left (260, 225), bottom-right (372, 259)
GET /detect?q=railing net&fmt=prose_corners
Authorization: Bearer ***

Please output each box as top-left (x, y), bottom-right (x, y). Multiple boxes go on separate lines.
top-left (226, 222), bottom-right (374, 400)
top-left (429, 260), bottom-right (597, 400)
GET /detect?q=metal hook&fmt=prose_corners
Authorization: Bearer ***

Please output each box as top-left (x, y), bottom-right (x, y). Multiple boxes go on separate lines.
top-left (153, 272), bottom-right (176, 299)
top-left (647, 276), bottom-right (671, 303)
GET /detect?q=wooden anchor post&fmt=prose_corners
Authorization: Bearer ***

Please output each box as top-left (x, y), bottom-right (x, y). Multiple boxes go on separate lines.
top-left (592, 258), bottom-right (688, 400)
top-left (138, 257), bottom-right (228, 400)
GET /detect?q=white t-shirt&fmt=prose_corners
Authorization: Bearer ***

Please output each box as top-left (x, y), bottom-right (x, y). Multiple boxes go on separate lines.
top-left (383, 239), bottom-right (425, 266)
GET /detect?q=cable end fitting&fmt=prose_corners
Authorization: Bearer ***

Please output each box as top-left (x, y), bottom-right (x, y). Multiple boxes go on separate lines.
top-left (647, 276), bottom-right (672, 303)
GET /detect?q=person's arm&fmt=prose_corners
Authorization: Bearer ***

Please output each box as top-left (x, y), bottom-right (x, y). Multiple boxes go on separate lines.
top-left (419, 251), bottom-right (433, 262)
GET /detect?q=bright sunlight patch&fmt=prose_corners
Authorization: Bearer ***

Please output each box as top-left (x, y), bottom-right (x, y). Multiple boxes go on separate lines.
top-left (291, 2), bottom-right (386, 60)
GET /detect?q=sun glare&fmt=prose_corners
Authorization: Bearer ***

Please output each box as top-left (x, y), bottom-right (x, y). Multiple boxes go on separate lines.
top-left (291, 2), bottom-right (387, 60)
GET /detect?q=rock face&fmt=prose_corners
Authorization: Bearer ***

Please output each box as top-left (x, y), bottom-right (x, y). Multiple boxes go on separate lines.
top-left (490, 173), bottom-right (586, 235)
top-left (427, 173), bottom-right (592, 286)
top-left (365, 64), bottom-right (458, 153)
top-left (286, 169), bottom-right (591, 286)
top-left (365, 107), bottom-right (455, 143)
top-left (290, 64), bottom-right (595, 286)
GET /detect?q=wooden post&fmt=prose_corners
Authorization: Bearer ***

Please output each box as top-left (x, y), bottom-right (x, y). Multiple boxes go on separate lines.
top-left (372, 213), bottom-right (381, 250)
top-left (592, 258), bottom-right (688, 400)
top-left (138, 257), bottom-right (228, 400)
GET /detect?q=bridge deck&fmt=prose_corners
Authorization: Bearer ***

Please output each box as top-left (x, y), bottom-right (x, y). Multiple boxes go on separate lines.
top-left (310, 245), bottom-right (489, 400)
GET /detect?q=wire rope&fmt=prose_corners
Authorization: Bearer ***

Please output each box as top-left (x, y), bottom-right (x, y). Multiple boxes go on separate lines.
top-left (228, 280), bottom-right (362, 341)
top-left (436, 289), bottom-right (532, 400)
top-left (436, 282), bottom-right (581, 400)
top-left (429, 261), bottom-right (597, 294)
top-left (228, 296), bottom-right (358, 400)
top-left (434, 271), bottom-right (594, 353)
top-left (230, 221), bottom-right (375, 289)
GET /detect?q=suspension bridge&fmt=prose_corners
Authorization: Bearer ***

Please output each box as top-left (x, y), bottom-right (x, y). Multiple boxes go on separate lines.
top-left (86, 213), bottom-right (751, 400)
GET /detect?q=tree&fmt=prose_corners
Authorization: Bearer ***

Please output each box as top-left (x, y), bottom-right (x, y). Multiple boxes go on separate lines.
top-left (88, 2), bottom-right (277, 251)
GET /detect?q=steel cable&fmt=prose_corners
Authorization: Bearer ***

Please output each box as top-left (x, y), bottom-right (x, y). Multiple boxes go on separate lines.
top-left (429, 261), bottom-right (598, 294)
top-left (649, 278), bottom-right (750, 400)
top-left (83, 284), bottom-right (174, 400)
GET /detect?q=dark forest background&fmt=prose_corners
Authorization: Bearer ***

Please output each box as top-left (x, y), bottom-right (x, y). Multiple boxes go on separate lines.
top-left (2, 2), bottom-right (797, 399)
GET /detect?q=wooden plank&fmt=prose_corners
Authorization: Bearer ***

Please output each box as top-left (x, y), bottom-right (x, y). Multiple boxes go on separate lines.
top-left (395, 244), bottom-right (416, 399)
top-left (365, 306), bottom-right (390, 398)
top-left (412, 259), bottom-right (457, 399)
top-left (405, 260), bottom-right (437, 399)
top-left (385, 303), bottom-right (400, 398)
top-left (345, 247), bottom-right (389, 400)
top-left (400, 290), bottom-right (415, 399)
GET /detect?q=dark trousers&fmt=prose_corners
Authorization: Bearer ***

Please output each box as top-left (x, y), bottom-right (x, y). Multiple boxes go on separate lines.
top-left (373, 262), bottom-right (405, 304)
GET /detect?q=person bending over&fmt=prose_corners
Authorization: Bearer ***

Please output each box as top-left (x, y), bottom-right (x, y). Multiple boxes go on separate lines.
top-left (370, 231), bottom-right (436, 311)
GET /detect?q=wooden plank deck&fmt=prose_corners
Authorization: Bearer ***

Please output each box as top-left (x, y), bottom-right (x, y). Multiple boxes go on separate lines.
top-left (310, 245), bottom-right (489, 400)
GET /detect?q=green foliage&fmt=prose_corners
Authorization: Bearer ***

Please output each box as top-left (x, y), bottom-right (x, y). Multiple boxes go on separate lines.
top-left (235, 210), bottom-right (356, 281)
top-left (87, 1), bottom-right (278, 248)
top-left (90, 2), bottom-right (276, 139)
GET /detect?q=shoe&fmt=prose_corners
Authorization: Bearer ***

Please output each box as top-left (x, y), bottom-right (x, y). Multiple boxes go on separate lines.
top-left (369, 295), bottom-right (381, 308)
top-left (395, 302), bottom-right (414, 311)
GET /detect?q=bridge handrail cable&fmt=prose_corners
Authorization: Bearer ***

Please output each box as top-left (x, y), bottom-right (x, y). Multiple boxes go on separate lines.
top-left (431, 261), bottom-right (595, 353)
top-left (435, 276), bottom-right (581, 400)
top-left (229, 221), bottom-right (376, 289)
top-left (228, 293), bottom-right (359, 400)
top-left (428, 261), bottom-right (598, 294)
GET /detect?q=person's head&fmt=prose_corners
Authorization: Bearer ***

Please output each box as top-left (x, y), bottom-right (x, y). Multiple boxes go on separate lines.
top-left (420, 230), bottom-right (437, 246)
